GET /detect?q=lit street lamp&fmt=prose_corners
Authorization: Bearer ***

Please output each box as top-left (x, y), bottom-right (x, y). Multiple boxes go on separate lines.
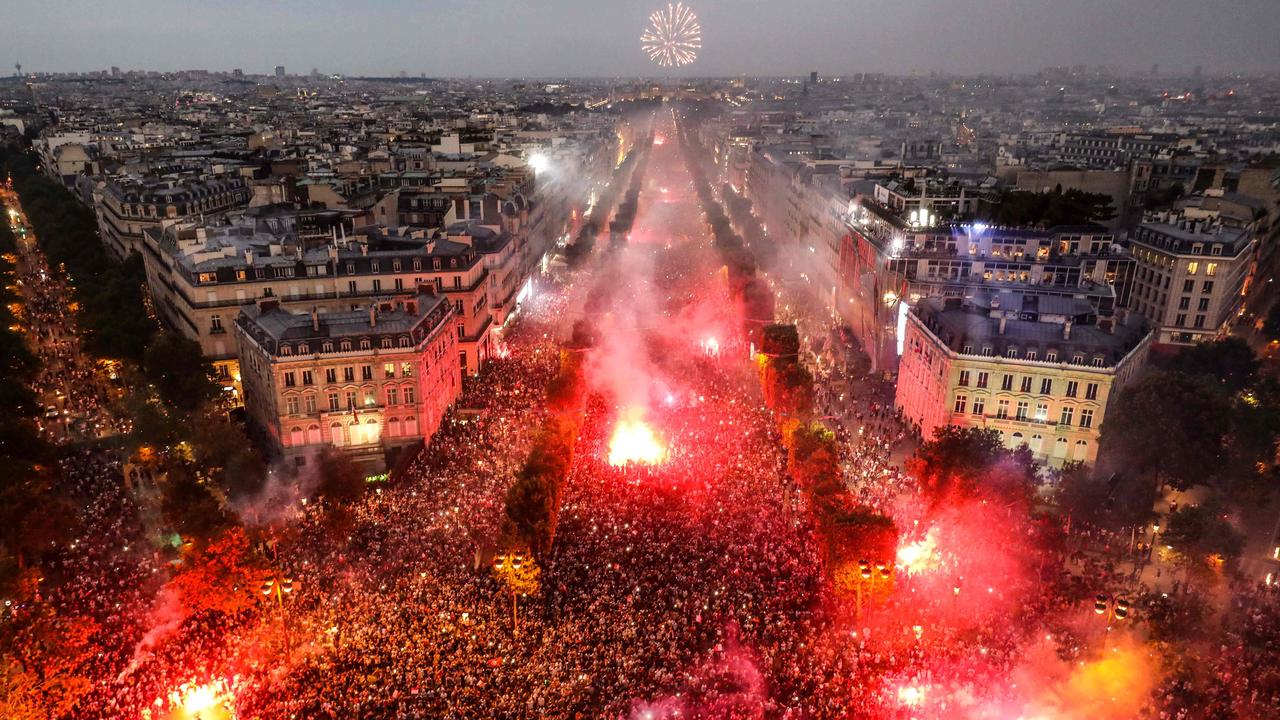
top-left (260, 574), bottom-right (297, 661)
top-left (492, 552), bottom-right (540, 639)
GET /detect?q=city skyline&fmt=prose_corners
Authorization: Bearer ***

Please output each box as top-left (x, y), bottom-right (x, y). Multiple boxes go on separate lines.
top-left (3, 0), bottom-right (1280, 78)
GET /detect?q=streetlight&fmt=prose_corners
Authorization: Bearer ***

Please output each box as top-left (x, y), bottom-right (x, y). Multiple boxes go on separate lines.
top-left (853, 558), bottom-right (893, 620)
top-left (1094, 592), bottom-right (1130, 649)
top-left (260, 575), bottom-right (296, 661)
top-left (492, 552), bottom-right (540, 639)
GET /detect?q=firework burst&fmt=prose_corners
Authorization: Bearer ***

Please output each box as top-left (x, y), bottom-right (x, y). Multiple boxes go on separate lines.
top-left (641, 3), bottom-right (701, 68)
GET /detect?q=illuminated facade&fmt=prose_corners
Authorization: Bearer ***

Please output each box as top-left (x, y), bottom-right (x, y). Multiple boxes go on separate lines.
top-left (895, 291), bottom-right (1152, 467)
top-left (234, 289), bottom-right (460, 471)
top-left (1128, 210), bottom-right (1256, 345)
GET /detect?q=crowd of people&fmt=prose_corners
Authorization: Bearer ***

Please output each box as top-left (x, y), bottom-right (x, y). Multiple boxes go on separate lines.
top-left (2, 190), bottom-right (124, 441)
top-left (9, 119), bottom-right (1280, 720)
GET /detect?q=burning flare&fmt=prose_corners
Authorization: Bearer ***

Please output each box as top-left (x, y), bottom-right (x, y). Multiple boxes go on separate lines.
top-left (896, 527), bottom-right (941, 575)
top-left (608, 409), bottom-right (667, 466)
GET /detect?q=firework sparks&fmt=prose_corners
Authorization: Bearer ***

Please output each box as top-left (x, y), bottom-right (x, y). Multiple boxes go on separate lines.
top-left (641, 3), bottom-right (701, 68)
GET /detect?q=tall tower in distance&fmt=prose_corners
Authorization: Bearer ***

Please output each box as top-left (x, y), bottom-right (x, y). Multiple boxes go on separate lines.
top-left (274, 65), bottom-right (286, 79)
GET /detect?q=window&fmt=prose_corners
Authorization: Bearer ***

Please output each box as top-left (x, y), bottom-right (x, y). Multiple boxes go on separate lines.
top-left (341, 340), bottom-right (352, 352)
top-left (283, 371), bottom-right (296, 388)
top-left (1026, 350), bottom-right (1037, 361)
top-left (346, 262), bottom-right (355, 275)
top-left (1202, 281), bottom-right (1214, 293)
top-left (280, 345), bottom-right (293, 356)
top-left (1178, 296), bottom-right (1190, 310)
top-left (1197, 297), bottom-right (1210, 312)
top-left (348, 280), bottom-right (358, 294)
top-left (1060, 407), bottom-right (1074, 426)
top-left (363, 390), bottom-right (376, 407)
top-left (1039, 378), bottom-right (1052, 394)
top-left (1194, 315), bottom-right (1206, 328)
top-left (325, 368), bottom-right (337, 383)
top-left (981, 346), bottom-right (993, 357)
top-left (403, 385), bottom-right (416, 404)
top-left (1020, 377), bottom-right (1032, 393)
top-left (1206, 262), bottom-right (1217, 277)
top-left (976, 372), bottom-right (989, 389)
top-left (328, 392), bottom-right (340, 411)
top-left (393, 259), bottom-right (402, 273)
top-left (1015, 401), bottom-right (1029, 421)
top-left (1085, 383), bottom-right (1099, 400)
top-left (381, 337), bottom-right (393, 349)
top-left (361, 365), bottom-right (373, 381)
top-left (1001, 374), bottom-right (1014, 391)
top-left (1187, 261), bottom-right (1198, 276)
top-left (345, 390), bottom-right (357, 409)
top-left (1006, 347), bottom-right (1018, 358)
top-left (954, 395), bottom-right (968, 414)
top-left (996, 399), bottom-right (1009, 419)
top-left (372, 279), bottom-right (382, 292)
top-left (1046, 351), bottom-right (1058, 363)
top-left (360, 339), bottom-right (372, 350)
top-left (387, 387), bottom-right (399, 406)
top-left (1175, 313), bottom-right (1187, 326)
top-left (1091, 357), bottom-right (1104, 367)
top-left (343, 367), bottom-right (355, 382)
top-left (371, 261), bottom-right (380, 273)
top-left (401, 362), bottom-right (414, 377)
top-left (304, 394), bottom-right (317, 413)
top-left (1182, 278), bottom-right (1194, 292)
top-left (1065, 381), bottom-right (1078, 398)
top-left (958, 370), bottom-right (971, 387)
top-left (210, 314), bottom-right (223, 333)
top-left (1079, 408), bottom-right (1094, 428)
top-left (286, 396), bottom-right (299, 414)
top-left (384, 362), bottom-right (396, 379)
top-left (1035, 402), bottom-right (1049, 422)
top-left (972, 397), bottom-right (985, 416)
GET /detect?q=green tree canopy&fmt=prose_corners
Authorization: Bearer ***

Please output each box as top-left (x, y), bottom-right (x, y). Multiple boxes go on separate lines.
top-left (1100, 371), bottom-right (1232, 490)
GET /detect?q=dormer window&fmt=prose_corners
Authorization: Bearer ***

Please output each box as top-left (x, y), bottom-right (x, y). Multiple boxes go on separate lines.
top-left (381, 337), bottom-right (393, 349)
top-left (398, 336), bottom-right (411, 347)
top-left (340, 340), bottom-right (352, 352)
top-left (393, 260), bottom-right (402, 273)
top-left (1046, 351), bottom-right (1058, 362)
top-left (322, 341), bottom-right (333, 353)
top-left (280, 344), bottom-right (293, 355)
top-left (360, 339), bottom-right (372, 350)
top-left (413, 258), bottom-right (422, 271)
top-left (1006, 347), bottom-right (1018, 358)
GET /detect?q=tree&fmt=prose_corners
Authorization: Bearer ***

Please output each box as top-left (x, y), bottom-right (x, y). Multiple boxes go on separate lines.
top-left (1055, 462), bottom-right (1157, 530)
top-left (1263, 302), bottom-right (1280, 342)
top-left (1100, 371), bottom-right (1232, 491)
top-left (789, 422), bottom-right (843, 499)
top-left (160, 464), bottom-right (229, 542)
top-left (1164, 338), bottom-right (1259, 394)
top-left (908, 426), bottom-right (1036, 502)
top-left (143, 331), bottom-right (220, 413)
top-left (1163, 502), bottom-right (1245, 564)
top-left (314, 448), bottom-right (366, 505)
top-left (167, 527), bottom-right (264, 617)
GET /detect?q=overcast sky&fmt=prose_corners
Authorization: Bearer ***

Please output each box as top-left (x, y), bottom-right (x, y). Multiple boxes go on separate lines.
top-left (3, 0), bottom-right (1278, 77)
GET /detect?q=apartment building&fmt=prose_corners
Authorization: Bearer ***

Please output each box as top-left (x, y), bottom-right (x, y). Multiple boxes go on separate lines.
top-left (1128, 209), bottom-right (1255, 345)
top-left (94, 171), bottom-right (251, 258)
top-left (142, 210), bottom-right (508, 396)
top-left (234, 289), bottom-right (460, 471)
top-left (895, 291), bottom-right (1152, 467)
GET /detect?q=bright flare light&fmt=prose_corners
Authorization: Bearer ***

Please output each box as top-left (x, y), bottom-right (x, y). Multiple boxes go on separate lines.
top-left (164, 679), bottom-right (233, 719)
top-left (896, 528), bottom-right (941, 575)
top-left (527, 152), bottom-right (549, 175)
top-left (700, 336), bottom-right (720, 356)
top-left (897, 684), bottom-right (926, 707)
top-left (608, 410), bottom-right (667, 466)
top-left (641, 3), bottom-right (702, 68)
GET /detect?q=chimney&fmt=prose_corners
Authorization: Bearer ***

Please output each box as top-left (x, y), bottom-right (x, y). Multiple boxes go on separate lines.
top-left (368, 305), bottom-right (377, 328)
top-left (1063, 319), bottom-right (1073, 340)
top-left (311, 306), bottom-right (320, 332)
top-left (244, 248), bottom-right (254, 266)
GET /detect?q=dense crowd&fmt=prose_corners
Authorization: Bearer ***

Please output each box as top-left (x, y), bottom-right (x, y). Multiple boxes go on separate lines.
top-left (12, 120), bottom-right (1280, 720)
top-left (3, 192), bottom-right (124, 441)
